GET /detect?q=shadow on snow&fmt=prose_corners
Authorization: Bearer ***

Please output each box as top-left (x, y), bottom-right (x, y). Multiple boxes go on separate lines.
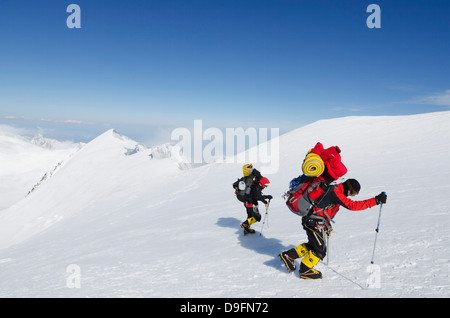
top-left (216, 217), bottom-right (369, 288)
top-left (216, 217), bottom-right (296, 273)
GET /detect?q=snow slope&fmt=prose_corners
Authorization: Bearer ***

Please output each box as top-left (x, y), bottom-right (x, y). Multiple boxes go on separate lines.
top-left (0, 126), bottom-right (81, 210)
top-left (0, 112), bottom-right (449, 298)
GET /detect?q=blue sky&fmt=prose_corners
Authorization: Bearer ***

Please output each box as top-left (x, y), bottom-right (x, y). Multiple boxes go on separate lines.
top-left (0, 0), bottom-right (449, 144)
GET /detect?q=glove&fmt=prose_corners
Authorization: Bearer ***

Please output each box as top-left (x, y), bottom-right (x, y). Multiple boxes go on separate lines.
top-left (264, 195), bottom-right (273, 201)
top-left (375, 192), bottom-right (387, 205)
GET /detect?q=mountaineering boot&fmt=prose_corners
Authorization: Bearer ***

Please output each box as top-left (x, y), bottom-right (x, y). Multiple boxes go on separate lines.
top-left (299, 251), bottom-right (322, 280)
top-left (241, 217), bottom-right (256, 235)
top-left (240, 222), bottom-right (255, 235)
top-left (294, 243), bottom-right (309, 258)
top-left (279, 251), bottom-right (296, 272)
top-left (279, 244), bottom-right (308, 272)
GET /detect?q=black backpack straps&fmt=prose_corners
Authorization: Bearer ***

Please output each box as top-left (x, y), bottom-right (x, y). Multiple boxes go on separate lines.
top-left (305, 183), bottom-right (336, 218)
top-left (314, 183), bottom-right (337, 209)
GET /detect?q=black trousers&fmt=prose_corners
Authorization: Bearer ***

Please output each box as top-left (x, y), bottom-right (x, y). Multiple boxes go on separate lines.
top-left (245, 205), bottom-right (262, 222)
top-left (302, 217), bottom-right (327, 259)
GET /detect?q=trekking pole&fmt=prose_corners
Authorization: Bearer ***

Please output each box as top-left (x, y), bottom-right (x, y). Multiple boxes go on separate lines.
top-left (260, 200), bottom-right (270, 236)
top-left (370, 192), bottom-right (386, 264)
top-left (321, 229), bottom-right (330, 265)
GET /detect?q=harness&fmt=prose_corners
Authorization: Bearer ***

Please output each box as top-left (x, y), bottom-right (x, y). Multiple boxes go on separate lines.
top-left (309, 209), bottom-right (335, 234)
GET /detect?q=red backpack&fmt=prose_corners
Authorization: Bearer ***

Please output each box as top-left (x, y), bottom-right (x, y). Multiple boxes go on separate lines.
top-left (285, 175), bottom-right (331, 217)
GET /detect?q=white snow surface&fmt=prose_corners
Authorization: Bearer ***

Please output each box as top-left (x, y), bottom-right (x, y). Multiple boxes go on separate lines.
top-left (0, 126), bottom-right (81, 210)
top-left (0, 112), bottom-right (449, 298)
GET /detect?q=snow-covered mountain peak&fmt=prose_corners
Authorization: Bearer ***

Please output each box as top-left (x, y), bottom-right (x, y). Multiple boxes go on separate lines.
top-left (85, 128), bottom-right (132, 146)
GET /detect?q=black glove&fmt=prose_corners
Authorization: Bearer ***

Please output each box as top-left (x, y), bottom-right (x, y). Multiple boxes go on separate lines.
top-left (264, 195), bottom-right (273, 201)
top-left (375, 192), bottom-right (387, 205)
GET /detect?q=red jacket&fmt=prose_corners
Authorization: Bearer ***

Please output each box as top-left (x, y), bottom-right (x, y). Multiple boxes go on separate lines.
top-left (313, 183), bottom-right (377, 220)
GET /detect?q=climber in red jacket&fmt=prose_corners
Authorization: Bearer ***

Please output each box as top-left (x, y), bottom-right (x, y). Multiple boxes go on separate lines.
top-left (279, 178), bottom-right (387, 280)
